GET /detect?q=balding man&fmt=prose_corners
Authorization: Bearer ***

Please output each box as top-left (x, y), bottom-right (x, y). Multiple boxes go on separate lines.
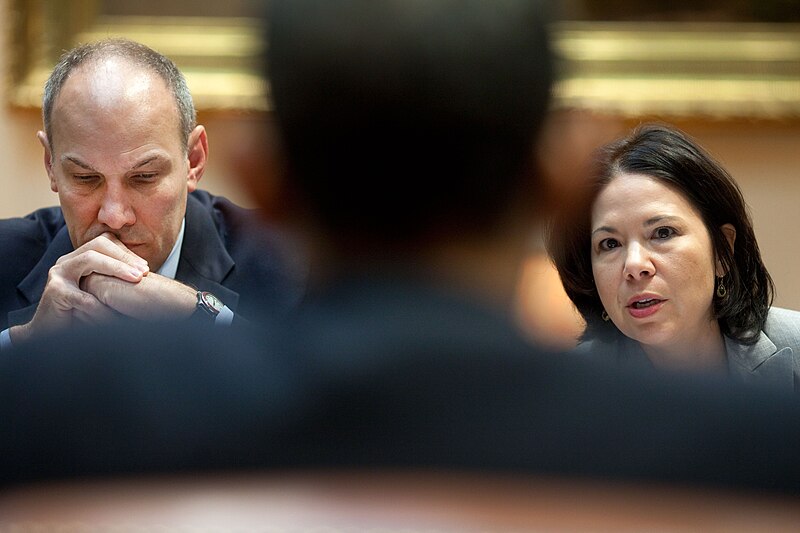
top-left (0, 39), bottom-right (303, 349)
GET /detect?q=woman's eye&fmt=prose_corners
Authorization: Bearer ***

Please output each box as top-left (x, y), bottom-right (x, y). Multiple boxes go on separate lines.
top-left (654, 227), bottom-right (675, 239)
top-left (599, 238), bottom-right (620, 251)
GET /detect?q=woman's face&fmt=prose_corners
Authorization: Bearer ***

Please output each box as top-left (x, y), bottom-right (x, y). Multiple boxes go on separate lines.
top-left (590, 173), bottom-right (725, 354)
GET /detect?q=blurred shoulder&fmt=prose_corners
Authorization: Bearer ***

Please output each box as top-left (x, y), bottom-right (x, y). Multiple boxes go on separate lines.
top-left (572, 337), bottom-right (617, 360)
top-left (573, 332), bottom-right (653, 370)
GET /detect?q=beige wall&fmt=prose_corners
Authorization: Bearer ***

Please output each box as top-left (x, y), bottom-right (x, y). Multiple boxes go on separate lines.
top-left (686, 123), bottom-right (800, 310)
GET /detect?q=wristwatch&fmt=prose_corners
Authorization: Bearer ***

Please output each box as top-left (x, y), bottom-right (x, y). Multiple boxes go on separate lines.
top-left (195, 290), bottom-right (225, 319)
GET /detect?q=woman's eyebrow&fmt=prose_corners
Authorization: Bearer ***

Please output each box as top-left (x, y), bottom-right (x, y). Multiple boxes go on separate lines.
top-left (591, 225), bottom-right (616, 236)
top-left (644, 215), bottom-right (683, 227)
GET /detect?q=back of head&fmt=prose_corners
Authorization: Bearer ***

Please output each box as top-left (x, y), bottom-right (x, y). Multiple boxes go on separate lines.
top-left (267, 0), bottom-right (555, 247)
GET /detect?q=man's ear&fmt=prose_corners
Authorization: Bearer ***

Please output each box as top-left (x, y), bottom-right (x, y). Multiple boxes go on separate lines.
top-left (186, 125), bottom-right (208, 193)
top-left (37, 131), bottom-right (58, 193)
top-left (716, 223), bottom-right (737, 276)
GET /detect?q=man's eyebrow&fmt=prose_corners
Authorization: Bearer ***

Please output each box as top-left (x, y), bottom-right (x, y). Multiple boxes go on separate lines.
top-left (131, 155), bottom-right (164, 170)
top-left (62, 156), bottom-right (97, 171)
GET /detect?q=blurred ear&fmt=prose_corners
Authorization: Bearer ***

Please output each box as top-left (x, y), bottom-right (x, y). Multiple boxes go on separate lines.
top-left (716, 223), bottom-right (737, 276)
top-left (535, 110), bottom-right (626, 224)
top-left (37, 131), bottom-right (58, 192)
top-left (230, 116), bottom-right (289, 219)
top-left (186, 126), bottom-right (208, 192)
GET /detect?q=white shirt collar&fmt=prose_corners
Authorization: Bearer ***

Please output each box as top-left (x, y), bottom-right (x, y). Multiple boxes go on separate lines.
top-left (156, 218), bottom-right (185, 280)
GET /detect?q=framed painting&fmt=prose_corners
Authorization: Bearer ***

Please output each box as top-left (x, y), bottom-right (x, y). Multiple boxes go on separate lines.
top-left (7, 0), bottom-right (800, 119)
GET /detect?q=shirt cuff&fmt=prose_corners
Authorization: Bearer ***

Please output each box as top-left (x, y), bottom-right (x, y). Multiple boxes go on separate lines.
top-left (215, 305), bottom-right (234, 327)
top-left (0, 328), bottom-right (12, 351)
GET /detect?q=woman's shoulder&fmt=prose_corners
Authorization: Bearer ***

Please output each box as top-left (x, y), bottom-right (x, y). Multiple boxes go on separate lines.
top-left (765, 306), bottom-right (800, 331)
top-left (761, 306), bottom-right (800, 345)
top-left (574, 333), bottom-right (650, 366)
top-left (574, 335), bottom-right (615, 355)
top-left (766, 306), bottom-right (800, 322)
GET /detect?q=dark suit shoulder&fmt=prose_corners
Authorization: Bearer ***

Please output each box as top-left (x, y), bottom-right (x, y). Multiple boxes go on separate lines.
top-left (0, 206), bottom-right (65, 280)
top-left (189, 188), bottom-right (302, 268)
top-left (187, 189), bottom-right (307, 318)
top-left (188, 189), bottom-right (264, 240)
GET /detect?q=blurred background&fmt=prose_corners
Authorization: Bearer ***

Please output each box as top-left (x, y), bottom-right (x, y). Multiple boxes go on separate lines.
top-left (2, 0), bottom-right (798, 348)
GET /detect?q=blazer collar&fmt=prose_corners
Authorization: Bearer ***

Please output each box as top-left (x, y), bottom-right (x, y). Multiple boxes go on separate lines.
top-left (174, 193), bottom-right (239, 309)
top-left (725, 331), bottom-right (795, 390)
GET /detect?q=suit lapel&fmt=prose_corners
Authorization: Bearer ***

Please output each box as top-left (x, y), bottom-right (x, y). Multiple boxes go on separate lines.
top-left (174, 194), bottom-right (240, 310)
top-left (8, 227), bottom-right (75, 327)
top-left (726, 332), bottom-right (794, 391)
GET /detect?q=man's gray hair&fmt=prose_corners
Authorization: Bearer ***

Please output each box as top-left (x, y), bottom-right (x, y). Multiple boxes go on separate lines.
top-left (42, 38), bottom-right (196, 152)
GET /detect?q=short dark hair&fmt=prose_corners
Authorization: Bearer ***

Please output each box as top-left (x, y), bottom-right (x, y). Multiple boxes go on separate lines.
top-left (547, 123), bottom-right (773, 344)
top-left (43, 38), bottom-right (196, 152)
top-left (267, 0), bottom-right (554, 247)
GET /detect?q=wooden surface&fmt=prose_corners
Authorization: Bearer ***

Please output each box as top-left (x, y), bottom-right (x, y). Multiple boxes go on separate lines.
top-left (2, 470), bottom-right (799, 531)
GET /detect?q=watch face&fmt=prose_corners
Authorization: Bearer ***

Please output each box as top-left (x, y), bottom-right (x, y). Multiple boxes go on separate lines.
top-left (200, 291), bottom-right (224, 315)
top-left (206, 293), bottom-right (222, 310)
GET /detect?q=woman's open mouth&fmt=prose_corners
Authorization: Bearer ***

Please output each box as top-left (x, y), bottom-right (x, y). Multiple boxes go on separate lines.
top-left (626, 297), bottom-right (666, 319)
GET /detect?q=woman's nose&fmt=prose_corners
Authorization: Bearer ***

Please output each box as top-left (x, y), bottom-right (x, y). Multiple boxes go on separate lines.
top-left (623, 242), bottom-right (654, 280)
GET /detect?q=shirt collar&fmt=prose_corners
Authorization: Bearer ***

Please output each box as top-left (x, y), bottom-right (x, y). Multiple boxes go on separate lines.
top-left (156, 218), bottom-right (185, 280)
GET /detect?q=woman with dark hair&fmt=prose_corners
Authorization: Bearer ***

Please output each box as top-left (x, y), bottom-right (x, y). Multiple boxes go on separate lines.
top-left (548, 123), bottom-right (800, 389)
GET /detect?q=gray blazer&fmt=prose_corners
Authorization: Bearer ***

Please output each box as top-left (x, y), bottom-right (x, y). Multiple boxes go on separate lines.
top-left (578, 307), bottom-right (800, 392)
top-left (725, 307), bottom-right (800, 391)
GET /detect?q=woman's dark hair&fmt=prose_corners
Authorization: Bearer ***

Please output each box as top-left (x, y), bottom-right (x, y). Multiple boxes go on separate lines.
top-left (547, 123), bottom-right (773, 344)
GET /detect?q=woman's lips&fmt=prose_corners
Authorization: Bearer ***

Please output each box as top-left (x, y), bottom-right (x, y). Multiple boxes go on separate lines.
top-left (626, 298), bottom-right (665, 319)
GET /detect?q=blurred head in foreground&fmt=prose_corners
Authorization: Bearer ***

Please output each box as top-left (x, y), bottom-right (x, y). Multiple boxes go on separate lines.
top-left (261, 0), bottom-right (555, 291)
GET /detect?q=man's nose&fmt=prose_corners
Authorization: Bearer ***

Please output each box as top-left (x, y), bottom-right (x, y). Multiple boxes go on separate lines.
top-left (623, 242), bottom-right (654, 280)
top-left (96, 183), bottom-right (136, 229)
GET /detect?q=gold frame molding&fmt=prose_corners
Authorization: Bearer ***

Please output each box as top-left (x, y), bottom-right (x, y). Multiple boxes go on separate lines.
top-left (7, 1), bottom-right (800, 119)
top-left (7, 0), bottom-right (267, 111)
top-left (553, 21), bottom-right (800, 120)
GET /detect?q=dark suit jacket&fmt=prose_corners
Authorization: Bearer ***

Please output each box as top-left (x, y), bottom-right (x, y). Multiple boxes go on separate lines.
top-left (3, 269), bottom-right (800, 494)
top-left (0, 190), bottom-right (305, 330)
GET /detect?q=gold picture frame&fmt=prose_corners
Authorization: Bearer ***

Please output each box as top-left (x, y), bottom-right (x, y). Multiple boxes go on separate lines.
top-left (7, 0), bottom-right (800, 119)
top-left (552, 21), bottom-right (800, 120)
top-left (8, 0), bottom-right (267, 111)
